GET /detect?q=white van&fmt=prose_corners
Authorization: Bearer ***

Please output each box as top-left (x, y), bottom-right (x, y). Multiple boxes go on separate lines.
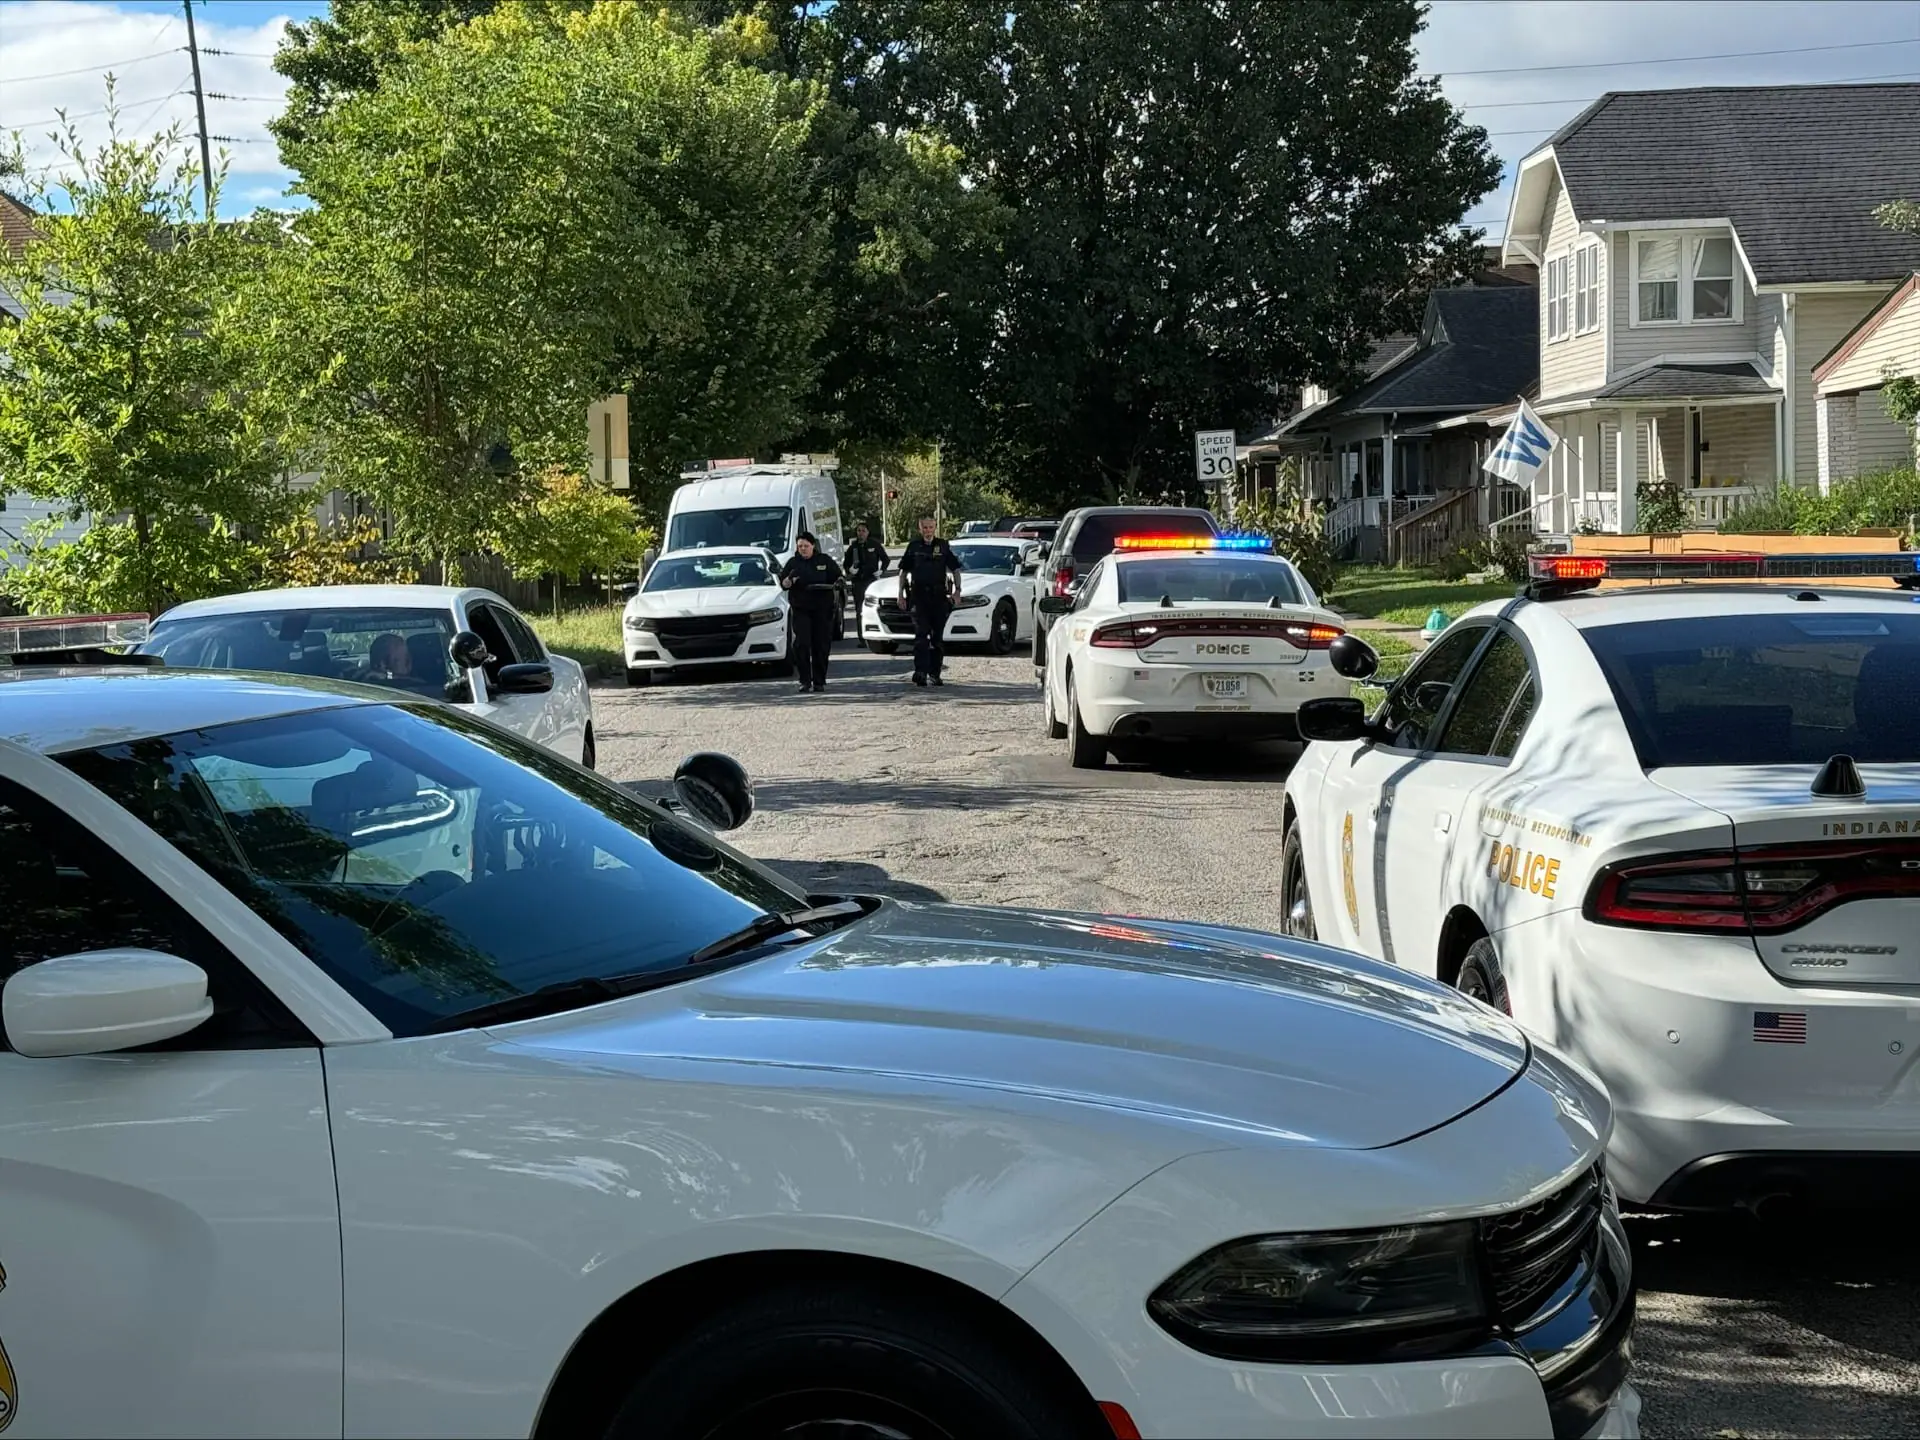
top-left (663, 464), bottom-right (844, 571)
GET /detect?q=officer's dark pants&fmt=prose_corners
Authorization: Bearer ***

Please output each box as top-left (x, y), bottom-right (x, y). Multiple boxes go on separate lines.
top-left (791, 603), bottom-right (834, 686)
top-left (849, 579), bottom-right (870, 628)
top-left (910, 595), bottom-right (952, 679)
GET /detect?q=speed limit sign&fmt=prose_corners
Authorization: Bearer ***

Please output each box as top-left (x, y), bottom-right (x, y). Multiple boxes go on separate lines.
top-left (1194, 429), bottom-right (1236, 485)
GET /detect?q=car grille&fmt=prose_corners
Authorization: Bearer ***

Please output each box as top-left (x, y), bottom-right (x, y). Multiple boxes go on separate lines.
top-left (654, 614), bottom-right (754, 660)
top-left (874, 601), bottom-right (915, 636)
top-left (1480, 1163), bottom-right (1604, 1326)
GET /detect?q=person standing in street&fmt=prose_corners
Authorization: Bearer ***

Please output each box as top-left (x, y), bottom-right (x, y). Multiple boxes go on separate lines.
top-left (779, 532), bottom-right (843, 693)
top-left (898, 515), bottom-right (962, 688)
top-left (844, 521), bottom-right (889, 630)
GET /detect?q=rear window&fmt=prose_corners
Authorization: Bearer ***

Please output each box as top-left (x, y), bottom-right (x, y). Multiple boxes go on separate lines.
top-left (1116, 556), bottom-right (1302, 606)
top-left (1584, 611), bottom-right (1920, 767)
top-left (1069, 512), bottom-right (1216, 563)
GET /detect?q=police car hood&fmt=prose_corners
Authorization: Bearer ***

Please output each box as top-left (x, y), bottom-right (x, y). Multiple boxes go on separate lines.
top-left (500, 901), bottom-right (1534, 1150)
top-left (863, 573), bottom-right (1008, 602)
top-left (626, 584), bottom-right (782, 618)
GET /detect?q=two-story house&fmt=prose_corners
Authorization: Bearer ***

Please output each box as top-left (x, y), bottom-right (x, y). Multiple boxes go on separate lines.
top-left (1502, 81), bottom-right (1920, 534)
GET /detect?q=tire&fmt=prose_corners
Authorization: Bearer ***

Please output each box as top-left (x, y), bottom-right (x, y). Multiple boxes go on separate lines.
top-left (624, 667), bottom-right (650, 688)
top-left (1458, 937), bottom-right (1512, 1014)
top-left (1280, 820), bottom-right (1315, 941)
top-left (1066, 671), bottom-right (1105, 770)
top-left (602, 1284), bottom-right (1099, 1440)
top-left (581, 725), bottom-right (596, 771)
top-left (1032, 623), bottom-right (1047, 672)
top-left (867, 640), bottom-right (900, 656)
top-left (988, 599), bottom-right (1018, 655)
top-left (1043, 675), bottom-right (1067, 739)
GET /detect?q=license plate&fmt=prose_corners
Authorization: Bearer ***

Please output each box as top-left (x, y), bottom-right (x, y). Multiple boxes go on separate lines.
top-left (1202, 674), bottom-right (1247, 699)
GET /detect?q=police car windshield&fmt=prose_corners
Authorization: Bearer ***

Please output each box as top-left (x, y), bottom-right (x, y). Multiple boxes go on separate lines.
top-left (1584, 611), bottom-right (1920, 767)
top-left (140, 607), bottom-right (457, 699)
top-left (645, 555), bottom-right (772, 591)
top-left (62, 703), bottom-right (807, 1037)
top-left (667, 507), bottom-right (791, 554)
top-left (951, 543), bottom-right (1022, 575)
top-left (1117, 557), bottom-right (1302, 606)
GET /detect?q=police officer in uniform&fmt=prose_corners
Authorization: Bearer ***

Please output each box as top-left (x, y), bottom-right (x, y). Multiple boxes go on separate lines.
top-left (844, 521), bottom-right (889, 628)
top-left (779, 532), bottom-right (843, 693)
top-left (898, 515), bottom-right (962, 687)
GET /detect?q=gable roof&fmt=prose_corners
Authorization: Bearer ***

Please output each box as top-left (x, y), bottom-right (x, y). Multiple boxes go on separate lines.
top-left (0, 194), bottom-right (35, 258)
top-left (1515, 82), bottom-right (1920, 287)
top-left (1280, 287), bottom-right (1538, 436)
top-left (1814, 272), bottom-right (1920, 390)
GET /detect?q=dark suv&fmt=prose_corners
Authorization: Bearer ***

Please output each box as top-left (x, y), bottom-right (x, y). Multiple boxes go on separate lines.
top-left (1030, 505), bottom-right (1218, 669)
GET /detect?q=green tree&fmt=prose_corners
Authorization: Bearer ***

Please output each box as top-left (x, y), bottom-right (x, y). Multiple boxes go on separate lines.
top-left (483, 466), bottom-right (650, 614)
top-left (0, 114), bottom-right (293, 615)
top-left (821, 0), bottom-right (1499, 509)
top-left (1872, 200), bottom-right (1919, 434)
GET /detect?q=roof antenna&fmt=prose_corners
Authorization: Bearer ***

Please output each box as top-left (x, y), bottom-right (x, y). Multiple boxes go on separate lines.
top-left (1160, 594), bottom-right (1175, 608)
top-left (1268, 594), bottom-right (1282, 608)
top-left (1810, 753), bottom-right (1866, 799)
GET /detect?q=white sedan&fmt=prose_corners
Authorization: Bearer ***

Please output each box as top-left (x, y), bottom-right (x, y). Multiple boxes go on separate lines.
top-left (134, 585), bottom-right (596, 766)
top-left (1039, 539), bottom-right (1351, 767)
top-left (622, 546), bottom-right (789, 685)
top-left (862, 537), bottom-right (1038, 655)
top-left (1285, 549), bottom-right (1920, 1210)
top-left (0, 663), bottom-right (1639, 1440)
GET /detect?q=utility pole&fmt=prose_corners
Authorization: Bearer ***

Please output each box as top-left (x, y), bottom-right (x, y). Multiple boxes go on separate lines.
top-left (183, 0), bottom-right (214, 218)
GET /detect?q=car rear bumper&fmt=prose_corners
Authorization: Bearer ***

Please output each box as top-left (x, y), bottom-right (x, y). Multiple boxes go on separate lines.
top-left (1649, 1150), bottom-right (1920, 1210)
top-left (1101, 710), bottom-right (1302, 741)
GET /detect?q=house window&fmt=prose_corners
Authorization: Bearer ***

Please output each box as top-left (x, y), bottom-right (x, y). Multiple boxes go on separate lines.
top-left (1636, 237), bottom-right (1681, 323)
top-left (1575, 244), bottom-right (1601, 333)
top-left (1692, 235), bottom-right (1734, 320)
top-left (1546, 254), bottom-right (1571, 341)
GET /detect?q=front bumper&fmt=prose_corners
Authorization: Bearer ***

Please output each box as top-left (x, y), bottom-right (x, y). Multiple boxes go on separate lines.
top-left (625, 615), bottom-right (787, 669)
top-left (861, 600), bottom-right (996, 644)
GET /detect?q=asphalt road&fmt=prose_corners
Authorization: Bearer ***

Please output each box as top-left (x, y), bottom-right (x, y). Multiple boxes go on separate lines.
top-left (593, 641), bottom-right (1920, 1440)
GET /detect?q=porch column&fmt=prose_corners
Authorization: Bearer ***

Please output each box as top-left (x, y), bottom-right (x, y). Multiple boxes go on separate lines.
top-left (1576, 417), bottom-right (1594, 535)
top-left (1816, 392), bottom-right (1858, 495)
top-left (1617, 407), bottom-right (1639, 533)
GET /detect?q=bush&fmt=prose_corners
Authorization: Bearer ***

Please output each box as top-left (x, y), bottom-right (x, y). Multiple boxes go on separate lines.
top-left (1634, 477), bottom-right (1689, 535)
top-left (1719, 466), bottom-right (1920, 540)
top-left (1229, 493), bottom-right (1338, 596)
top-left (1478, 532), bottom-right (1532, 583)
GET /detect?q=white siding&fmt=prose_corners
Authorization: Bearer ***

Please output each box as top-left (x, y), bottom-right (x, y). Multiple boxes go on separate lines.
top-left (1539, 172), bottom-right (1606, 400)
top-left (1817, 285), bottom-right (1920, 394)
top-left (1698, 404), bottom-right (1778, 484)
top-left (1855, 388), bottom-right (1917, 471)
top-left (1793, 289), bottom-right (1898, 483)
top-left (0, 492), bottom-right (88, 571)
top-left (1611, 229), bottom-right (1760, 376)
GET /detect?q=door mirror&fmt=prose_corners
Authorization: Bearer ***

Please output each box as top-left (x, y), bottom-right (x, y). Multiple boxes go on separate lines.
top-left (1328, 633), bottom-right (1379, 679)
top-left (1036, 595), bottom-right (1073, 616)
top-left (671, 752), bottom-right (754, 832)
top-left (450, 631), bottom-right (492, 670)
top-left (1296, 697), bottom-right (1374, 744)
top-left (3, 949), bottom-right (213, 1058)
top-left (1414, 680), bottom-right (1453, 715)
top-left (492, 661), bottom-right (554, 695)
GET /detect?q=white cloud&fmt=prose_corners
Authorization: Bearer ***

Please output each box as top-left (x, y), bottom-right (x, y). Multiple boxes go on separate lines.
top-left (1, 1), bottom-right (303, 212)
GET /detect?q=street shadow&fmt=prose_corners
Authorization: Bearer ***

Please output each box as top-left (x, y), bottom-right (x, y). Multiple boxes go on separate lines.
top-left (1102, 738), bottom-right (1300, 783)
top-left (761, 858), bottom-right (949, 905)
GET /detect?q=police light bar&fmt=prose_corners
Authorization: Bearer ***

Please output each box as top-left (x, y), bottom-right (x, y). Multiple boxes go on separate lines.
top-left (0, 612), bottom-right (150, 656)
top-left (1527, 551), bottom-right (1920, 595)
top-left (1113, 532), bottom-right (1273, 552)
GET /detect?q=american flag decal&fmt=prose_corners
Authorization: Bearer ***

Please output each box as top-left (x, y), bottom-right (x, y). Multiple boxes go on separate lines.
top-left (1753, 1011), bottom-right (1808, 1044)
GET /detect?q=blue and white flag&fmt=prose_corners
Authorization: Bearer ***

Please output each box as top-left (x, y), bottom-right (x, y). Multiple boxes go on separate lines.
top-left (1483, 399), bottom-right (1560, 485)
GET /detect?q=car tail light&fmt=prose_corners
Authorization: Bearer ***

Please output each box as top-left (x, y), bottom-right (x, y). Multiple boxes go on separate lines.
top-left (1091, 619), bottom-right (1159, 647)
top-left (1586, 840), bottom-right (1920, 934)
top-left (1089, 616), bottom-right (1342, 649)
top-left (1283, 622), bottom-right (1344, 650)
top-left (1050, 563), bottom-right (1075, 598)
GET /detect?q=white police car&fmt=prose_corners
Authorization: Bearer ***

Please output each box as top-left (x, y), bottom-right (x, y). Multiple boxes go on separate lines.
top-left (1283, 549), bottom-right (1920, 1211)
top-left (622, 546), bottom-right (790, 685)
top-left (0, 656), bottom-right (1639, 1438)
top-left (861, 536), bottom-right (1039, 655)
top-left (1038, 535), bottom-right (1350, 768)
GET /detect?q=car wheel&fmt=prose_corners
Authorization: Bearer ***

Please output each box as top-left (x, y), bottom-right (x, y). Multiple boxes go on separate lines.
top-left (624, 667), bottom-right (650, 688)
top-left (581, 725), bottom-right (596, 770)
top-left (988, 599), bottom-right (1018, 655)
top-left (1458, 937), bottom-right (1511, 1014)
top-left (602, 1284), bottom-right (1100, 1440)
top-left (1280, 821), bottom-right (1315, 941)
top-left (1066, 672), bottom-right (1105, 769)
top-left (867, 640), bottom-right (899, 656)
top-left (1043, 675), bottom-right (1067, 739)
top-left (1032, 625), bottom-right (1047, 672)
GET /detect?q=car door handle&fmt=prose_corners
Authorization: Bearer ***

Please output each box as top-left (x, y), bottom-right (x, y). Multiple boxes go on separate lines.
top-left (1435, 811), bottom-right (1452, 837)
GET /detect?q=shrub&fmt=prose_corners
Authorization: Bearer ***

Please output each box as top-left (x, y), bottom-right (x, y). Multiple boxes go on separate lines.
top-left (1230, 492), bottom-right (1338, 596)
top-left (1477, 532), bottom-right (1533, 583)
top-left (1720, 466), bottom-right (1920, 539)
top-left (1634, 477), bottom-right (1690, 535)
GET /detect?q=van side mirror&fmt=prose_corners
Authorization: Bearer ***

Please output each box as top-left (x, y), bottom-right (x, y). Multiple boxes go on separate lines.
top-left (3, 949), bottom-right (213, 1057)
top-left (1328, 634), bottom-right (1379, 679)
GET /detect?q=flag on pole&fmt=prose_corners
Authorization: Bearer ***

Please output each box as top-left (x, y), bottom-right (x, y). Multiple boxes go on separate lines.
top-left (1483, 399), bottom-right (1560, 485)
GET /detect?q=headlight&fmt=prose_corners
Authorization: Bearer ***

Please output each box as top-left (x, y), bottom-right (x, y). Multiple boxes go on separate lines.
top-left (1148, 1223), bottom-right (1489, 1363)
top-left (954, 593), bottom-right (990, 608)
top-left (624, 616), bottom-right (657, 632)
top-left (747, 608), bottom-right (783, 626)
top-left (862, 596), bottom-right (880, 609)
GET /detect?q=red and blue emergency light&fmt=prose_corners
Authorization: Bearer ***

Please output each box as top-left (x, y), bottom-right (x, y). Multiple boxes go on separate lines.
top-left (1112, 532), bottom-right (1273, 552)
top-left (1527, 551), bottom-right (1920, 597)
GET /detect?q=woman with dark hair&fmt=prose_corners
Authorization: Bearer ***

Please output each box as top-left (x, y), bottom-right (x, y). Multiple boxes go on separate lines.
top-left (779, 532), bottom-right (843, 693)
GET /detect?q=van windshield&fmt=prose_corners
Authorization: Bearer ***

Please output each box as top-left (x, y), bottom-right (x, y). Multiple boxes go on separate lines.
top-left (667, 507), bottom-right (792, 554)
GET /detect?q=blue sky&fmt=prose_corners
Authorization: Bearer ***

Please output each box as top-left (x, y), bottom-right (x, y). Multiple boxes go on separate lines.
top-left (4, 0), bottom-right (1919, 232)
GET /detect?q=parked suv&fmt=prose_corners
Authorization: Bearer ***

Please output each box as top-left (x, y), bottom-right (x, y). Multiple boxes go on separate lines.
top-left (1031, 505), bottom-right (1218, 671)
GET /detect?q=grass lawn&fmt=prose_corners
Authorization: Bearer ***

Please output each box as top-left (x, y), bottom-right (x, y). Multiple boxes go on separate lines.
top-left (1349, 627), bottom-right (1416, 703)
top-left (536, 605), bottom-right (623, 676)
top-left (1331, 566), bottom-right (1515, 628)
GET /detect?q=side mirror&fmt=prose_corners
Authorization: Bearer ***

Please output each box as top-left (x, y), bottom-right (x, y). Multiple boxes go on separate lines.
top-left (671, 751), bottom-right (754, 832)
top-left (1295, 697), bottom-right (1374, 744)
top-left (1036, 595), bottom-right (1073, 616)
top-left (492, 661), bottom-right (554, 695)
top-left (450, 631), bottom-right (492, 670)
top-left (1414, 680), bottom-right (1453, 715)
top-left (3, 949), bottom-right (213, 1058)
top-left (1328, 633), bottom-right (1379, 679)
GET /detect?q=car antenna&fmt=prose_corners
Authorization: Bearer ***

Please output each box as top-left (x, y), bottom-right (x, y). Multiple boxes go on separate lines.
top-left (1810, 753), bottom-right (1866, 799)
top-left (1160, 594), bottom-right (1174, 608)
top-left (1267, 594), bottom-right (1282, 608)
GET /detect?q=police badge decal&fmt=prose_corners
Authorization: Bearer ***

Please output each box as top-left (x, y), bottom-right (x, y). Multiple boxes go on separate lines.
top-left (0, 1261), bottom-right (15, 1432)
top-left (1340, 812), bottom-right (1360, 933)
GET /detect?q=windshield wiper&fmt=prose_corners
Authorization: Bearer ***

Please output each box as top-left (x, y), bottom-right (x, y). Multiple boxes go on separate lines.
top-left (684, 900), bottom-right (867, 966)
top-left (440, 972), bottom-right (671, 1031)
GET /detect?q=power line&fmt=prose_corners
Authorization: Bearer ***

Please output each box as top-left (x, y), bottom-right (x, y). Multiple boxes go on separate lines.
top-left (13, 47), bottom-right (183, 84)
top-left (206, 94), bottom-right (282, 103)
top-left (198, 48), bottom-right (277, 60)
top-left (1474, 67), bottom-right (1920, 138)
top-left (1435, 33), bottom-right (1919, 79)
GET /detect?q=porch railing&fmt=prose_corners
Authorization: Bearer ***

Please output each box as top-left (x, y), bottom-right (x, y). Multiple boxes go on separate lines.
top-left (1388, 489), bottom-right (1477, 568)
top-left (1682, 485), bottom-right (1759, 527)
top-left (1325, 498), bottom-right (1366, 551)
